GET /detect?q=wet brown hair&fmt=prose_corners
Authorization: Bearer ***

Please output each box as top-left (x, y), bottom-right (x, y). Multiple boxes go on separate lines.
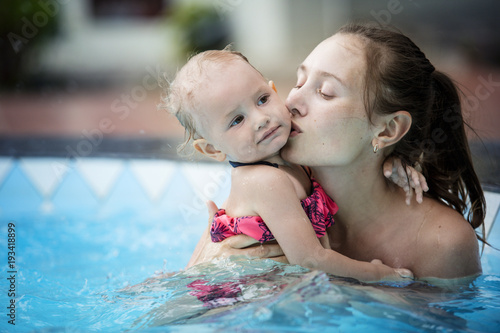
top-left (338, 23), bottom-right (486, 240)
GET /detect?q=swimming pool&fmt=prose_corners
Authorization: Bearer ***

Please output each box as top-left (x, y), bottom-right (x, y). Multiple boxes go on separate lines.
top-left (1, 156), bottom-right (499, 332)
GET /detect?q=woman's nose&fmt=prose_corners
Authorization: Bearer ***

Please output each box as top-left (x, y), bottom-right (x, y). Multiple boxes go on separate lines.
top-left (286, 88), bottom-right (307, 117)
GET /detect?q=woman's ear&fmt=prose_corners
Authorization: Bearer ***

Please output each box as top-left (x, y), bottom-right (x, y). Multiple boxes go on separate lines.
top-left (373, 111), bottom-right (412, 149)
top-left (193, 139), bottom-right (227, 162)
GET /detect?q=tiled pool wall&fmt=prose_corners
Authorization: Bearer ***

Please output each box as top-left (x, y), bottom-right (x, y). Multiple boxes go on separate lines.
top-left (1, 153), bottom-right (500, 274)
top-left (0, 157), bottom-right (231, 222)
top-left (0, 133), bottom-right (498, 247)
top-left (1, 155), bottom-right (499, 237)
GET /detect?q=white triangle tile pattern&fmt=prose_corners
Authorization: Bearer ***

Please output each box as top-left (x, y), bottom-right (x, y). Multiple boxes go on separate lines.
top-left (75, 158), bottom-right (125, 199)
top-left (129, 159), bottom-right (177, 202)
top-left (3, 157), bottom-right (499, 243)
top-left (20, 158), bottom-right (69, 198)
top-left (0, 157), bottom-right (13, 186)
top-left (180, 162), bottom-right (231, 201)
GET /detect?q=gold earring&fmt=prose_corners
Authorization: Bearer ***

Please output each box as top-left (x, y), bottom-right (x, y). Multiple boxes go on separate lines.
top-left (373, 143), bottom-right (379, 153)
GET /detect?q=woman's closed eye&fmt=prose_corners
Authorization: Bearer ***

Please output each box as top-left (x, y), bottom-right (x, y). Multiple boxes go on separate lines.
top-left (294, 80), bottom-right (305, 90)
top-left (317, 88), bottom-right (334, 99)
top-left (229, 115), bottom-right (244, 127)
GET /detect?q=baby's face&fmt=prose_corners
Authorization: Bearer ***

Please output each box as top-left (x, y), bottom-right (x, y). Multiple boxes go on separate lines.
top-left (194, 60), bottom-right (291, 163)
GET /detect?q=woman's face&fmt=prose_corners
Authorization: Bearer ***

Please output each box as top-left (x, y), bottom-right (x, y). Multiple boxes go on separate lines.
top-left (281, 33), bottom-right (375, 167)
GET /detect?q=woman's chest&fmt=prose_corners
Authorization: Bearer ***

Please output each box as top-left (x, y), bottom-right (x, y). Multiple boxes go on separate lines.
top-left (328, 223), bottom-right (419, 268)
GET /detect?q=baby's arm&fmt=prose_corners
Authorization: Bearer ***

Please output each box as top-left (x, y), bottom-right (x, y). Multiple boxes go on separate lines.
top-left (318, 234), bottom-right (331, 250)
top-left (243, 168), bottom-right (412, 282)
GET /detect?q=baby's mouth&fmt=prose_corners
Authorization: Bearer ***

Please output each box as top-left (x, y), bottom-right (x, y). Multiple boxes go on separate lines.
top-left (258, 126), bottom-right (280, 144)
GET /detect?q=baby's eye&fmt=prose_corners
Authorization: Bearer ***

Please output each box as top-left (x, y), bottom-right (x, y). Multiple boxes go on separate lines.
top-left (257, 95), bottom-right (269, 106)
top-left (230, 115), bottom-right (244, 127)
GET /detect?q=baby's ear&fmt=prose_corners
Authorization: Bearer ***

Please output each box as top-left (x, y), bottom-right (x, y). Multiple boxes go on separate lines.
top-left (193, 139), bottom-right (226, 162)
top-left (268, 80), bottom-right (277, 93)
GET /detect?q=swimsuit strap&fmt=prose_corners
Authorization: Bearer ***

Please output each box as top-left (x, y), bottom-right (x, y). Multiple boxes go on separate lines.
top-left (229, 160), bottom-right (279, 168)
top-left (300, 165), bottom-right (312, 178)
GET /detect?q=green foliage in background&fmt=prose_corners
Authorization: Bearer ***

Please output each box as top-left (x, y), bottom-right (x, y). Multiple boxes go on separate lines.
top-left (169, 2), bottom-right (230, 59)
top-left (0, 0), bottom-right (58, 89)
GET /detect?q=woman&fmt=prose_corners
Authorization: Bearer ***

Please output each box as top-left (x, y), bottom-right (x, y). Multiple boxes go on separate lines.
top-left (188, 23), bottom-right (485, 281)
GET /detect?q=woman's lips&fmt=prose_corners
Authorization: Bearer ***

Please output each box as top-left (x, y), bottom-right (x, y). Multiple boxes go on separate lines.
top-left (289, 121), bottom-right (302, 138)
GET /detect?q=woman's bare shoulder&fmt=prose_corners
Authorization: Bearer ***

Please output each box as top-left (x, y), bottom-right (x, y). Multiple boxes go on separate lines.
top-left (414, 200), bottom-right (481, 279)
top-left (422, 201), bottom-right (478, 246)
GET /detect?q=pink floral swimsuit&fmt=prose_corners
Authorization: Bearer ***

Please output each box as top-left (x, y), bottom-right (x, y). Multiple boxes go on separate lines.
top-left (210, 161), bottom-right (339, 243)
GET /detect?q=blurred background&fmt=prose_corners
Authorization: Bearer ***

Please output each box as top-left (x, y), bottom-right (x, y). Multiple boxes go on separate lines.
top-left (1, 0), bottom-right (499, 186)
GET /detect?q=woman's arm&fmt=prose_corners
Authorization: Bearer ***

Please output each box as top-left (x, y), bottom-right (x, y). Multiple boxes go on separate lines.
top-left (186, 202), bottom-right (285, 268)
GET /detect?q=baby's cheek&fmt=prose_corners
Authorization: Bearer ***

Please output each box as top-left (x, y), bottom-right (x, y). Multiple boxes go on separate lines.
top-left (234, 145), bottom-right (255, 161)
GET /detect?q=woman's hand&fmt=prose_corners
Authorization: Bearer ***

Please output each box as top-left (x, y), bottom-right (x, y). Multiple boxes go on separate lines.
top-left (186, 201), bottom-right (286, 268)
top-left (383, 157), bottom-right (429, 205)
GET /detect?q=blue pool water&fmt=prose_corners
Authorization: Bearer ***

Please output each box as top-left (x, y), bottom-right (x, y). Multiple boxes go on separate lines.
top-left (0, 157), bottom-right (499, 332)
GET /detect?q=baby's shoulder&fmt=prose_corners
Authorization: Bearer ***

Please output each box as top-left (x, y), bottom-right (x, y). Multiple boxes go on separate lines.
top-left (230, 165), bottom-right (299, 201)
top-left (233, 164), bottom-right (292, 185)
